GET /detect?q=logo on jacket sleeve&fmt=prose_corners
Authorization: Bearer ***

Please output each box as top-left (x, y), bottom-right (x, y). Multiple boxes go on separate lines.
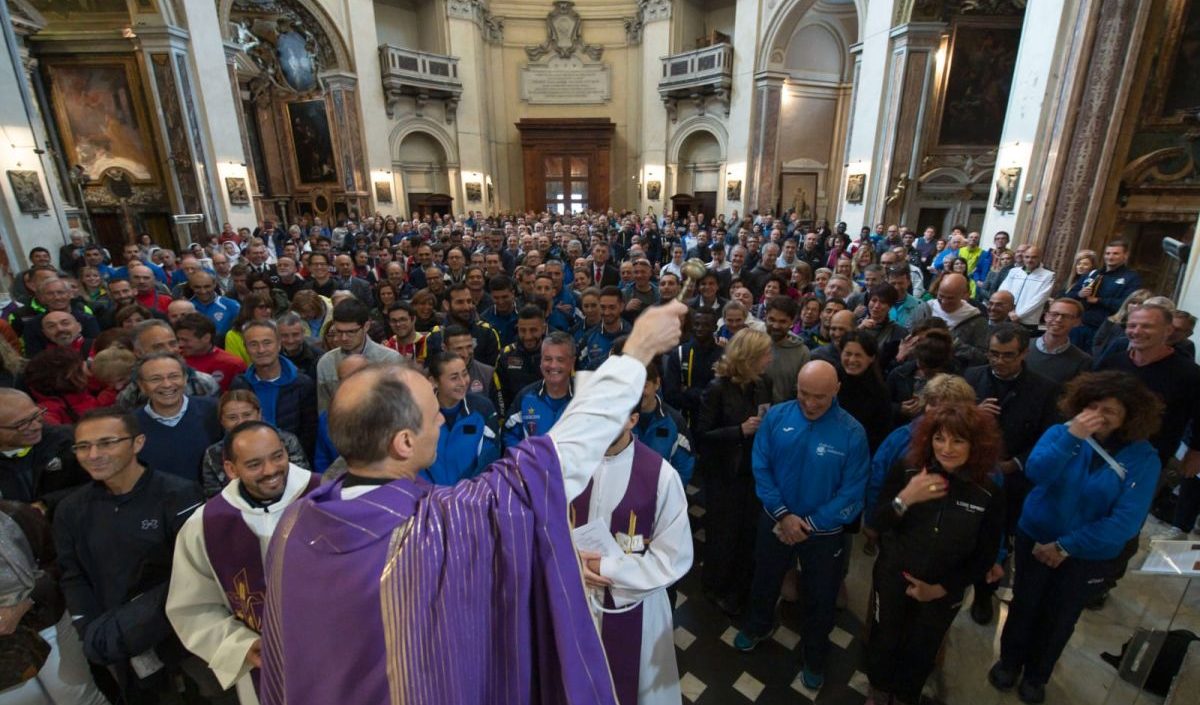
top-left (815, 442), bottom-right (845, 457)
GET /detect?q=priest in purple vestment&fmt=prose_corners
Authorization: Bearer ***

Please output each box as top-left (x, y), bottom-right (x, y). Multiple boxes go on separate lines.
top-left (260, 301), bottom-right (687, 705)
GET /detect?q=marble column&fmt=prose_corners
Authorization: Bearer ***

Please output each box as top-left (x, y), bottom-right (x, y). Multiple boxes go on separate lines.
top-left (869, 21), bottom-right (944, 226)
top-left (341, 0), bottom-right (393, 211)
top-left (637, 0), bottom-right (671, 214)
top-left (979, 1), bottom-right (1074, 248)
top-left (837, 0), bottom-right (900, 226)
top-left (176, 0), bottom-right (253, 229)
top-left (746, 71), bottom-right (786, 215)
top-left (1031, 0), bottom-right (1151, 276)
top-left (447, 1), bottom-right (496, 214)
top-left (725, 0), bottom-right (767, 213)
top-left (320, 72), bottom-right (367, 198)
top-left (138, 24), bottom-right (221, 245)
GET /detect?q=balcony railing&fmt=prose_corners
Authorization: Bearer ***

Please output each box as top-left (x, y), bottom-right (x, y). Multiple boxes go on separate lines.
top-left (379, 45), bottom-right (462, 121)
top-left (658, 43), bottom-right (733, 121)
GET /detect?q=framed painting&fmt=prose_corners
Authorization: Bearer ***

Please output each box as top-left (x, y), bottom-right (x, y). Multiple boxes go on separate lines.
top-left (780, 172), bottom-right (818, 219)
top-left (725, 180), bottom-right (742, 202)
top-left (7, 171), bottom-right (48, 214)
top-left (845, 173), bottom-right (865, 204)
top-left (646, 180), bottom-right (662, 201)
top-left (43, 57), bottom-right (157, 183)
top-left (286, 100), bottom-right (338, 184)
top-left (935, 20), bottom-right (1021, 148)
top-left (993, 167), bottom-right (1021, 212)
top-left (375, 180), bottom-right (393, 204)
top-left (1145, 0), bottom-right (1200, 126)
top-left (225, 177), bottom-right (250, 205)
top-left (465, 182), bottom-right (482, 202)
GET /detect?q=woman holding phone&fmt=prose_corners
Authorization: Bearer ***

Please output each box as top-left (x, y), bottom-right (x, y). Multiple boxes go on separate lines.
top-left (866, 403), bottom-right (1004, 705)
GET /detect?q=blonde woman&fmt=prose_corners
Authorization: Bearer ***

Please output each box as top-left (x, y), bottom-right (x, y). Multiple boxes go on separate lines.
top-left (1059, 249), bottom-right (1098, 296)
top-left (694, 329), bottom-right (773, 616)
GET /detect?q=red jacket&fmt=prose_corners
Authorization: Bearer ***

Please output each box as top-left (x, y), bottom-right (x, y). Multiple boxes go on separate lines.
top-left (185, 347), bottom-right (247, 392)
top-left (135, 289), bottom-right (173, 314)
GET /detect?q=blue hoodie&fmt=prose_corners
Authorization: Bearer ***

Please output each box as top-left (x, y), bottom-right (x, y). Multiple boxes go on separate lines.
top-left (241, 356), bottom-right (299, 425)
top-left (634, 398), bottom-right (695, 486)
top-left (752, 399), bottom-right (869, 534)
top-left (1019, 423), bottom-right (1160, 560)
top-left (422, 393), bottom-right (500, 485)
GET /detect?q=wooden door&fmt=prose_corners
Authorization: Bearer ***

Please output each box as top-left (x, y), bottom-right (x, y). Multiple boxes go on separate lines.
top-left (516, 119), bottom-right (614, 213)
top-left (693, 191), bottom-right (718, 224)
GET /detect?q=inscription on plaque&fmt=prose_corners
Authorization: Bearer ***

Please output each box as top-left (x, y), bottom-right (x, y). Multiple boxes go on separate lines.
top-left (521, 63), bottom-right (610, 104)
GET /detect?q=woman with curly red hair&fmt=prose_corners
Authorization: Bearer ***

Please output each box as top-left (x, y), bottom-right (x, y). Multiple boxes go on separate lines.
top-left (865, 402), bottom-right (1005, 705)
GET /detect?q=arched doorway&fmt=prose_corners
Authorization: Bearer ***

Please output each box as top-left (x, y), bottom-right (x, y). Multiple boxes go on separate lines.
top-left (673, 130), bottom-right (724, 221)
top-left (397, 132), bottom-right (453, 216)
top-left (752, 0), bottom-right (859, 219)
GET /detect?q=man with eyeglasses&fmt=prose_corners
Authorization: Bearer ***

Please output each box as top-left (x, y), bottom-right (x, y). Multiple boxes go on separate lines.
top-left (962, 324), bottom-right (1059, 625)
top-left (167, 420), bottom-right (320, 705)
top-left (1025, 298), bottom-right (1092, 385)
top-left (381, 302), bottom-right (428, 363)
top-left (132, 353), bottom-right (223, 484)
top-left (55, 408), bottom-right (203, 702)
top-left (0, 389), bottom-right (88, 516)
top-left (315, 299), bottom-right (401, 411)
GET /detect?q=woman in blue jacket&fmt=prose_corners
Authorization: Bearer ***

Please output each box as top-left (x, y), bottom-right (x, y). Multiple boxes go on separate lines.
top-left (990, 371), bottom-right (1163, 704)
top-left (421, 352), bottom-right (501, 485)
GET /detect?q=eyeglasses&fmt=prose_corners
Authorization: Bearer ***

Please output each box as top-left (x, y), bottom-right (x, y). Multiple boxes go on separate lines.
top-left (0, 408), bottom-right (45, 432)
top-left (329, 326), bottom-right (363, 339)
top-left (71, 436), bottom-right (135, 454)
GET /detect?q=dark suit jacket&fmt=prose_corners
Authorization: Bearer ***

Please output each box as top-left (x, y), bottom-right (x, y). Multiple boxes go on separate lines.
top-left (963, 364), bottom-right (1060, 465)
top-left (591, 263), bottom-right (620, 288)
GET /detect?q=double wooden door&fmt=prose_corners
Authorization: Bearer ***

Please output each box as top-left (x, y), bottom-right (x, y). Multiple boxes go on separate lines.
top-left (516, 119), bottom-right (614, 213)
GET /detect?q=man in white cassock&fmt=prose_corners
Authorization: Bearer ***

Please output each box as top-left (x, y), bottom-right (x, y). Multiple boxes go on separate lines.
top-left (573, 399), bottom-right (693, 705)
top-left (165, 421), bottom-right (320, 705)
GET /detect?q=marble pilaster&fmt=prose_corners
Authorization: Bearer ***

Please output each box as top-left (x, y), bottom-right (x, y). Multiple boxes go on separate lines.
top-left (746, 71), bottom-right (786, 215)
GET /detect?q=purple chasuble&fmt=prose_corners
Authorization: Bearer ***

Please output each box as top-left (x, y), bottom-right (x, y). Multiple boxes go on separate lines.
top-left (569, 440), bottom-right (661, 705)
top-left (260, 436), bottom-right (619, 705)
top-left (202, 474), bottom-right (320, 695)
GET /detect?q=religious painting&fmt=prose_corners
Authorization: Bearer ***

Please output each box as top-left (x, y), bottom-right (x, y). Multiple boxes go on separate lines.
top-left (276, 31), bottom-right (317, 92)
top-left (487, 182), bottom-right (495, 204)
top-left (287, 100), bottom-right (338, 184)
top-left (1165, 0), bottom-right (1200, 114)
top-left (937, 22), bottom-right (1021, 147)
top-left (375, 180), bottom-right (393, 204)
top-left (225, 177), bottom-right (250, 205)
top-left (7, 171), bottom-right (48, 214)
top-left (44, 59), bottom-right (157, 183)
top-left (993, 166), bottom-right (1021, 212)
top-left (780, 173), bottom-right (818, 219)
top-left (725, 180), bottom-right (742, 202)
top-left (646, 180), bottom-right (661, 201)
top-left (465, 182), bottom-right (483, 202)
top-left (846, 173), bottom-right (866, 204)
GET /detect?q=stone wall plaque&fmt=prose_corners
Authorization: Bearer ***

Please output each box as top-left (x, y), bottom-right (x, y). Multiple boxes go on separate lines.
top-left (521, 60), bottom-right (610, 104)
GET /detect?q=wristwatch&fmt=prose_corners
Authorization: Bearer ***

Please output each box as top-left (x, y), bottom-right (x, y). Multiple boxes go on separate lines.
top-left (892, 496), bottom-right (908, 516)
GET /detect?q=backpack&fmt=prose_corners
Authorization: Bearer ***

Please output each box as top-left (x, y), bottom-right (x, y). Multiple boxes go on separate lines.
top-left (1101, 629), bottom-right (1199, 696)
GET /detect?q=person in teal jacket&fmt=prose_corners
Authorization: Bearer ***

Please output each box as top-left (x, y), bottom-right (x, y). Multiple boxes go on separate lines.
top-left (990, 371), bottom-right (1163, 704)
top-left (421, 352), bottom-right (500, 485)
top-left (733, 360), bottom-right (869, 692)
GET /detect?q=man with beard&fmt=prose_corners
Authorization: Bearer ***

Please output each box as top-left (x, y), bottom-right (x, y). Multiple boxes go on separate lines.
top-left (426, 284), bottom-right (502, 367)
top-left (763, 296), bottom-right (812, 403)
top-left (167, 421), bottom-right (320, 705)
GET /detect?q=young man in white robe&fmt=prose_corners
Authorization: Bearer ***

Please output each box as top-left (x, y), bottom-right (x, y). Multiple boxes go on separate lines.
top-left (573, 405), bottom-right (694, 705)
top-left (166, 421), bottom-right (320, 705)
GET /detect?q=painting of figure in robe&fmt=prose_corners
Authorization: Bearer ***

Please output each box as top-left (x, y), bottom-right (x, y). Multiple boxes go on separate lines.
top-left (938, 24), bottom-right (1020, 146)
top-left (45, 61), bottom-right (155, 182)
top-left (1164, 0), bottom-right (1200, 115)
top-left (288, 100), bottom-right (338, 184)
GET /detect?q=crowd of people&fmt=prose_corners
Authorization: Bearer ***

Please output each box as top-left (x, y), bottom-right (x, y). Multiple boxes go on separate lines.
top-left (0, 208), bottom-right (1197, 705)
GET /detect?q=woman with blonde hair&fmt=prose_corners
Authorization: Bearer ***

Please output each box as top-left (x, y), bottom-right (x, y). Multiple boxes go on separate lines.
top-left (694, 329), bottom-right (773, 616)
top-left (1059, 249), bottom-right (1098, 296)
top-left (1091, 288), bottom-right (1153, 358)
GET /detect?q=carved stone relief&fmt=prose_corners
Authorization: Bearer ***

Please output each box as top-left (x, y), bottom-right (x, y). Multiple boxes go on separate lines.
top-left (150, 53), bottom-right (202, 214)
top-left (525, 2), bottom-right (603, 62)
top-left (228, 0), bottom-right (336, 95)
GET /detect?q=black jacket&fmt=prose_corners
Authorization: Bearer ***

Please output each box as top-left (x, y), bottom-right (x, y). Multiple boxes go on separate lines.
top-left (495, 343), bottom-right (542, 416)
top-left (963, 365), bottom-right (1060, 465)
top-left (661, 340), bottom-right (723, 420)
top-left (694, 376), bottom-right (772, 480)
top-left (283, 341), bottom-right (323, 381)
top-left (0, 425), bottom-right (89, 517)
top-left (52, 467), bottom-right (202, 667)
top-left (229, 370), bottom-right (319, 459)
top-left (873, 463), bottom-right (1005, 597)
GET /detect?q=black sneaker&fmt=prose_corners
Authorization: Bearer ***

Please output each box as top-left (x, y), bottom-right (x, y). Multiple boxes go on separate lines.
top-left (1085, 589), bottom-right (1109, 611)
top-left (970, 596), bottom-right (994, 625)
top-left (987, 662), bottom-right (1018, 692)
top-left (1018, 679), bottom-right (1045, 704)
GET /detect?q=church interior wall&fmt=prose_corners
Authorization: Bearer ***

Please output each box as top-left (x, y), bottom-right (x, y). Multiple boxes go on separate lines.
top-left (374, 0), bottom-right (424, 52)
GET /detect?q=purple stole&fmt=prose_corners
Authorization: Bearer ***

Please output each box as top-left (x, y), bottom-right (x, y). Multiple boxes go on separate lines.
top-left (570, 440), bottom-right (661, 705)
top-left (202, 473), bottom-right (320, 695)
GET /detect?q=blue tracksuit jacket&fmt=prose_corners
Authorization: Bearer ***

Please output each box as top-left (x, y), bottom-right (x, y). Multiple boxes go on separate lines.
top-left (421, 394), bottom-right (500, 485)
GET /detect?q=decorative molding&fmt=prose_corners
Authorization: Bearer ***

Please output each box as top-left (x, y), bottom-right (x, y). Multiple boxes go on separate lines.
top-left (7, 0), bottom-right (46, 37)
top-left (525, 1), bottom-right (603, 62)
top-left (623, 14), bottom-right (644, 45)
top-left (448, 0), bottom-right (505, 44)
top-left (641, 0), bottom-right (671, 22)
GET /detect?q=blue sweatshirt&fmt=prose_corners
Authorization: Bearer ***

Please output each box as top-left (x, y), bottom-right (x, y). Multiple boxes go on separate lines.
top-left (502, 381), bottom-right (573, 447)
top-left (422, 394), bottom-right (500, 485)
top-left (752, 399), bottom-right (870, 534)
top-left (1019, 424), bottom-right (1160, 560)
top-left (634, 398), bottom-right (695, 486)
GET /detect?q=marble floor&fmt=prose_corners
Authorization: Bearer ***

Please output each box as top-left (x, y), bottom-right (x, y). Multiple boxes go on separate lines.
top-left (671, 491), bottom-right (1200, 705)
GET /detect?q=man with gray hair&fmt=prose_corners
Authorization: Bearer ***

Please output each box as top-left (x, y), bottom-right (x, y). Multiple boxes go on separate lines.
top-left (503, 330), bottom-right (577, 447)
top-left (131, 352), bottom-right (223, 483)
top-left (115, 320), bottom-right (220, 408)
